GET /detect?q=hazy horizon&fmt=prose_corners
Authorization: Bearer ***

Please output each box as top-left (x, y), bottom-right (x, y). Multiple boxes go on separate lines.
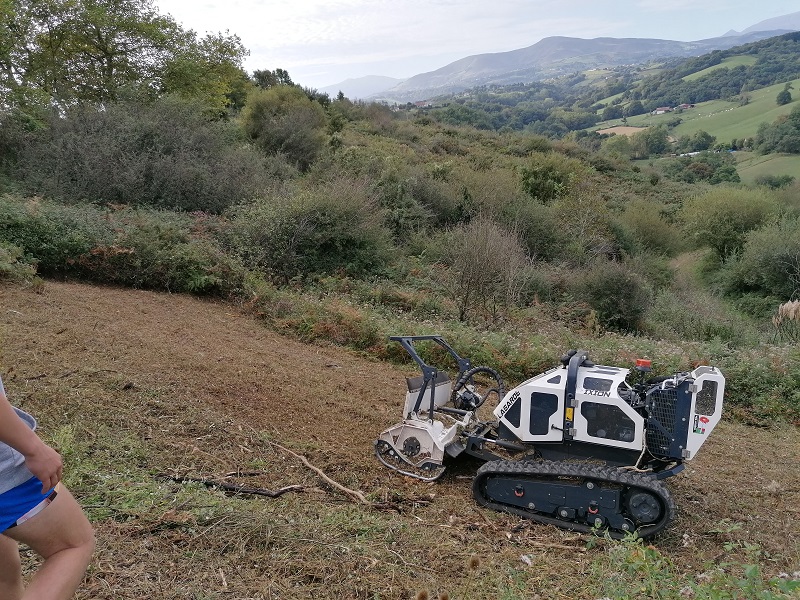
top-left (154, 0), bottom-right (797, 90)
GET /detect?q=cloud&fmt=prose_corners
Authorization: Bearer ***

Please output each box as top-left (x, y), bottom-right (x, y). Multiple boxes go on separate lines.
top-left (155, 0), bottom-right (796, 88)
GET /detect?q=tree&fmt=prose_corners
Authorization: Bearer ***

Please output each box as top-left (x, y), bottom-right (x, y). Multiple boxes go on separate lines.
top-left (252, 68), bottom-right (293, 89)
top-left (1, 0), bottom-right (183, 107)
top-left (602, 133), bottom-right (633, 159)
top-left (0, 0), bottom-right (246, 113)
top-left (601, 105), bottom-right (624, 121)
top-left (630, 126), bottom-right (669, 158)
top-left (777, 89), bottom-right (792, 106)
top-left (624, 100), bottom-right (645, 117)
top-left (161, 31), bottom-right (250, 114)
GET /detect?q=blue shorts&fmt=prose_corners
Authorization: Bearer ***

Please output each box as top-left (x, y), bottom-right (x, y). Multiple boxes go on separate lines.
top-left (0, 477), bottom-right (57, 533)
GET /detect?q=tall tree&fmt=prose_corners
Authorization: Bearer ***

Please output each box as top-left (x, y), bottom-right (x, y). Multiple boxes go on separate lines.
top-left (1, 0), bottom-right (183, 106)
top-left (161, 30), bottom-right (250, 114)
top-left (0, 0), bottom-right (247, 112)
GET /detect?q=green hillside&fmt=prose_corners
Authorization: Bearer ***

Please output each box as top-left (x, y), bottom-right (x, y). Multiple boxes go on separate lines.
top-left (670, 79), bottom-right (800, 142)
top-left (594, 78), bottom-right (800, 144)
top-left (736, 151), bottom-right (800, 183)
top-left (682, 55), bottom-right (757, 81)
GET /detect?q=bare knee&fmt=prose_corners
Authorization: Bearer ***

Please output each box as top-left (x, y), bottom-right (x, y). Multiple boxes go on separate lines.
top-left (73, 524), bottom-right (95, 565)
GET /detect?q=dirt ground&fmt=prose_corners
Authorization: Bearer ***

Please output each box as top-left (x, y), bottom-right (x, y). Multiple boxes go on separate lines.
top-left (1, 281), bottom-right (799, 599)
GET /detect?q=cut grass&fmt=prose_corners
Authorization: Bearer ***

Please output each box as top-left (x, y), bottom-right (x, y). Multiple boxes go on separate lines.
top-left (1, 281), bottom-right (798, 599)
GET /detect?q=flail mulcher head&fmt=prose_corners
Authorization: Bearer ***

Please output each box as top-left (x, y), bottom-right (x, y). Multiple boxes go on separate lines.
top-left (375, 336), bottom-right (725, 539)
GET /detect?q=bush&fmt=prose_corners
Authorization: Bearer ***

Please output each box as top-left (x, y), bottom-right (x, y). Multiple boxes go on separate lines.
top-left (501, 199), bottom-right (567, 261)
top-left (682, 187), bottom-right (779, 259)
top-left (615, 198), bottom-right (684, 257)
top-left (0, 241), bottom-right (38, 283)
top-left (569, 260), bottom-right (652, 332)
top-left (645, 287), bottom-right (755, 346)
top-left (0, 196), bottom-right (246, 295)
top-left (0, 196), bottom-right (115, 275)
top-left (225, 179), bottom-right (392, 283)
top-left (519, 151), bottom-right (590, 203)
top-left (17, 96), bottom-right (274, 213)
top-left (754, 174), bottom-right (795, 189)
top-left (719, 217), bottom-right (800, 299)
top-left (74, 210), bottom-right (247, 295)
top-left (426, 217), bottom-right (532, 323)
top-left (241, 85), bottom-right (328, 172)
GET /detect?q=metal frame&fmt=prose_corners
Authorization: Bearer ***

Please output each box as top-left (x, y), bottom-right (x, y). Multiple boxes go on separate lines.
top-left (390, 335), bottom-right (472, 418)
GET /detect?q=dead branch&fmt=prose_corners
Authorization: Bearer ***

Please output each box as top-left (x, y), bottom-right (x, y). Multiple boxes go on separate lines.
top-left (268, 441), bottom-right (370, 505)
top-left (159, 474), bottom-right (304, 498)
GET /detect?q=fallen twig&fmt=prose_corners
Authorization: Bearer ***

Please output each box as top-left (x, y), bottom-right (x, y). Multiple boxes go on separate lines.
top-left (268, 441), bottom-right (370, 505)
top-left (159, 474), bottom-right (304, 498)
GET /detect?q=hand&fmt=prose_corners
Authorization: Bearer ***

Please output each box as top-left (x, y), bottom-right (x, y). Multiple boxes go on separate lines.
top-left (23, 442), bottom-right (63, 493)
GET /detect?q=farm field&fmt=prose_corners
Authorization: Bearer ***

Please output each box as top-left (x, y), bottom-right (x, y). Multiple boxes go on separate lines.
top-left (2, 281), bottom-right (798, 599)
top-left (735, 151), bottom-right (800, 183)
top-left (595, 78), bottom-right (800, 143)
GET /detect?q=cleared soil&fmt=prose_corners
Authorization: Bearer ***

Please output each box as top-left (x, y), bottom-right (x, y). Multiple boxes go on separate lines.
top-left (1, 281), bottom-right (798, 599)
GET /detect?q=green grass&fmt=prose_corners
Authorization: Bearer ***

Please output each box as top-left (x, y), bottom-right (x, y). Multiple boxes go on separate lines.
top-left (735, 152), bottom-right (800, 184)
top-left (682, 55), bottom-right (758, 82)
top-left (594, 79), bottom-right (800, 143)
top-left (670, 79), bottom-right (800, 142)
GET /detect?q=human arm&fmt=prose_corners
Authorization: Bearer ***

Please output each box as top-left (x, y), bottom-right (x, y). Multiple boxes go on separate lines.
top-left (0, 387), bottom-right (62, 492)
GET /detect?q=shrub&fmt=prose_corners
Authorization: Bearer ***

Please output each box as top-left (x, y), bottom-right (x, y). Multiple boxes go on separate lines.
top-left (74, 210), bottom-right (247, 295)
top-left (719, 217), bottom-right (800, 299)
top-left (519, 151), bottom-right (590, 204)
top-left (0, 196), bottom-right (246, 295)
top-left (645, 287), bottom-right (755, 346)
top-left (569, 260), bottom-right (652, 332)
top-left (682, 187), bottom-right (779, 259)
top-left (225, 179), bottom-right (392, 283)
top-left (615, 198), bottom-right (684, 257)
top-left (0, 196), bottom-right (115, 275)
top-left (240, 85), bottom-right (328, 171)
top-left (0, 241), bottom-right (37, 283)
top-left (429, 217), bottom-right (532, 322)
top-left (17, 96), bottom-right (273, 213)
top-left (754, 174), bottom-right (795, 189)
top-left (500, 199), bottom-right (567, 261)
top-left (552, 178), bottom-right (616, 265)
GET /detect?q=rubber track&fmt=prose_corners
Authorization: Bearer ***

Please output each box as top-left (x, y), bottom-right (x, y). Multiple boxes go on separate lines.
top-left (472, 459), bottom-right (676, 540)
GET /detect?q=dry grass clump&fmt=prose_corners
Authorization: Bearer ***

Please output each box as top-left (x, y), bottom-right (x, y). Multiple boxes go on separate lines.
top-left (773, 300), bottom-right (800, 342)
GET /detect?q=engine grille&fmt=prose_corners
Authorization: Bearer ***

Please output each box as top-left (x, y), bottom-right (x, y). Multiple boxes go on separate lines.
top-left (646, 387), bottom-right (678, 456)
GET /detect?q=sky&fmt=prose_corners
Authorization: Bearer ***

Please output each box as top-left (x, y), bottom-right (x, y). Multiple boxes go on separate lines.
top-left (153, 0), bottom-right (798, 90)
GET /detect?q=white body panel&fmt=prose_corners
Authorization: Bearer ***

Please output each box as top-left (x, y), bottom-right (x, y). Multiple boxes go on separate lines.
top-left (572, 366), bottom-right (644, 451)
top-left (494, 367), bottom-right (566, 442)
top-left (403, 380), bottom-right (452, 418)
top-left (685, 366), bottom-right (725, 459)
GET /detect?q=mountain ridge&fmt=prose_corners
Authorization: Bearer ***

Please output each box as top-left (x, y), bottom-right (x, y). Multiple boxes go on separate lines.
top-left (322, 11), bottom-right (800, 102)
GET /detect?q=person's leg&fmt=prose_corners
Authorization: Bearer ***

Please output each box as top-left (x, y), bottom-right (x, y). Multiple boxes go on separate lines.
top-left (0, 533), bottom-right (24, 600)
top-left (3, 485), bottom-right (95, 600)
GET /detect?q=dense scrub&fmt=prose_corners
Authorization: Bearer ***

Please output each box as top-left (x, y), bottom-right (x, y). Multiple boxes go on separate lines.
top-left (2, 102), bottom-right (799, 422)
top-left (1, 6), bottom-right (799, 426)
